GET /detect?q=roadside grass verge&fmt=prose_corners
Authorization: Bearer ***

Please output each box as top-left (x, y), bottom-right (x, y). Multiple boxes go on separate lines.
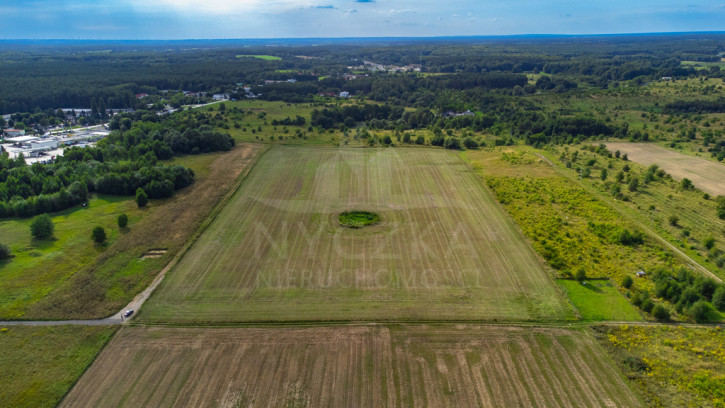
top-left (557, 279), bottom-right (643, 321)
top-left (0, 325), bottom-right (116, 408)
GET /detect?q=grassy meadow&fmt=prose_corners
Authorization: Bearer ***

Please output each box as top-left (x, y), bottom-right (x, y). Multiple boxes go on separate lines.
top-left (0, 325), bottom-right (116, 408)
top-left (141, 146), bottom-right (573, 323)
top-left (0, 195), bottom-right (138, 319)
top-left (558, 279), bottom-right (643, 321)
top-left (596, 325), bottom-right (725, 408)
top-left (549, 143), bottom-right (725, 282)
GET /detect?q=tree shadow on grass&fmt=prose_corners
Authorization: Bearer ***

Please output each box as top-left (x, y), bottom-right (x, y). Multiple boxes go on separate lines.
top-left (29, 237), bottom-right (57, 250)
top-left (579, 281), bottom-right (604, 294)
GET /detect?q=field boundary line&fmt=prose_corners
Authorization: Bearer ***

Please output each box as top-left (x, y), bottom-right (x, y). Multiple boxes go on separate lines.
top-left (56, 327), bottom-right (120, 407)
top-left (130, 144), bottom-right (272, 317)
top-left (535, 152), bottom-right (722, 283)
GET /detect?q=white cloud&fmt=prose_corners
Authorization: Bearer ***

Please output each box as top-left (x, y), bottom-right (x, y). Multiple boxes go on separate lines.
top-left (133, 0), bottom-right (319, 15)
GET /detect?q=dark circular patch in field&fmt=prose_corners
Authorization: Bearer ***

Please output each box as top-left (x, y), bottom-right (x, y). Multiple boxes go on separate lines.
top-left (339, 211), bottom-right (380, 229)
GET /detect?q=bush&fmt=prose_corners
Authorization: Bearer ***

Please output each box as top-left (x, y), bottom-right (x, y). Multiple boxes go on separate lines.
top-left (117, 213), bottom-right (128, 228)
top-left (618, 229), bottom-right (644, 246)
top-left (641, 298), bottom-right (655, 313)
top-left (713, 286), bottom-right (725, 311)
top-left (444, 137), bottom-right (462, 150)
top-left (575, 268), bottom-right (587, 282)
top-left (136, 188), bottom-right (149, 208)
top-left (704, 237), bottom-right (715, 250)
top-left (688, 300), bottom-right (714, 323)
top-left (622, 275), bottom-right (633, 289)
top-left (30, 214), bottom-right (54, 239)
top-left (668, 215), bottom-right (679, 226)
top-left (463, 137), bottom-right (479, 149)
top-left (627, 177), bottom-right (639, 192)
top-left (0, 243), bottom-right (11, 260)
top-left (415, 135), bottom-right (425, 145)
top-left (431, 134), bottom-right (445, 147)
top-left (91, 226), bottom-right (106, 243)
top-left (717, 196), bottom-right (725, 219)
top-left (652, 304), bottom-right (670, 321)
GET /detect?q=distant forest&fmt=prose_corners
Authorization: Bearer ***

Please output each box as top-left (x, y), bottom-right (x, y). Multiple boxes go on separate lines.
top-left (0, 34), bottom-right (723, 115)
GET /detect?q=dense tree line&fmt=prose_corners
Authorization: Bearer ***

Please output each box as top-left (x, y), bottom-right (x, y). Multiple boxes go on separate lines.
top-left (650, 267), bottom-right (725, 322)
top-left (0, 113), bottom-right (235, 218)
top-left (664, 98), bottom-right (725, 114)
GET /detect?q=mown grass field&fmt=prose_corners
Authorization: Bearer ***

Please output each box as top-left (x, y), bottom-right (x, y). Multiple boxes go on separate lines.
top-left (0, 145), bottom-right (262, 320)
top-left (61, 325), bottom-right (642, 408)
top-left (605, 142), bottom-right (725, 197)
top-left (141, 146), bottom-right (572, 323)
top-left (558, 279), bottom-right (643, 321)
top-left (596, 325), bottom-right (725, 408)
top-left (235, 54), bottom-right (281, 60)
top-left (0, 325), bottom-right (116, 408)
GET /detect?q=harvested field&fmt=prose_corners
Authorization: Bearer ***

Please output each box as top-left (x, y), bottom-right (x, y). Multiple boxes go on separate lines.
top-left (390, 325), bottom-right (643, 407)
top-left (141, 147), bottom-right (572, 323)
top-left (62, 325), bottom-right (643, 407)
top-left (60, 326), bottom-right (395, 408)
top-left (605, 142), bottom-right (725, 196)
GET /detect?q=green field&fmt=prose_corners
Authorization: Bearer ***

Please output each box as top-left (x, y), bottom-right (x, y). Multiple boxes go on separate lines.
top-left (141, 146), bottom-right (573, 323)
top-left (0, 325), bottom-right (116, 408)
top-left (558, 279), bottom-right (643, 321)
top-left (0, 195), bottom-right (139, 319)
top-left (236, 54), bottom-right (281, 60)
top-left (681, 60), bottom-right (725, 70)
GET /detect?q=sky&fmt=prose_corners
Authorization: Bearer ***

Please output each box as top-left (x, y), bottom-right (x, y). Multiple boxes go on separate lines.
top-left (0, 0), bottom-right (724, 39)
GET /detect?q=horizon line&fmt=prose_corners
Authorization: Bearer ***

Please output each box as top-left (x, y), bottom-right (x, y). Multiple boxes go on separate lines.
top-left (2, 31), bottom-right (725, 42)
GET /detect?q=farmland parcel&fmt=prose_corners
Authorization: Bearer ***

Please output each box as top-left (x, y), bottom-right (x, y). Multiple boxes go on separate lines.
top-left (60, 326), bottom-right (642, 407)
top-left (141, 147), bottom-right (571, 323)
top-left (605, 142), bottom-right (725, 197)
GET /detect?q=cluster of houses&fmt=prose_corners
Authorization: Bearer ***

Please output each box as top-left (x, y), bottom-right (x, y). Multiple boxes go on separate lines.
top-left (347, 61), bottom-right (421, 73)
top-left (442, 110), bottom-right (475, 118)
top-left (317, 91), bottom-right (352, 98)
